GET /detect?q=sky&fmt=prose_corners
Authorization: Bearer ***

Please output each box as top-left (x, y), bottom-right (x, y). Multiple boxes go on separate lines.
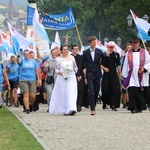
top-left (0, 0), bottom-right (28, 5)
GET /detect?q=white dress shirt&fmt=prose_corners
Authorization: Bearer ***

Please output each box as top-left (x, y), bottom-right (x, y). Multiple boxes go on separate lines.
top-left (90, 48), bottom-right (95, 61)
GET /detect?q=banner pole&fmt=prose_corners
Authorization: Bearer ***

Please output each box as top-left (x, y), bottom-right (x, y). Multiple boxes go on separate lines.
top-left (75, 25), bottom-right (83, 48)
top-left (139, 33), bottom-right (147, 50)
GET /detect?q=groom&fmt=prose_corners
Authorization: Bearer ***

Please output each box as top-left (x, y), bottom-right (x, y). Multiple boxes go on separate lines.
top-left (77, 36), bottom-right (110, 115)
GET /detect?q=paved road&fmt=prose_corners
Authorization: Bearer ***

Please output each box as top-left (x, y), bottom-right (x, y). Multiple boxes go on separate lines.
top-left (7, 104), bottom-right (150, 150)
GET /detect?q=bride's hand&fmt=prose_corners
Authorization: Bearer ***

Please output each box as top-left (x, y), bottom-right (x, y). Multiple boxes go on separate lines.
top-left (58, 71), bottom-right (63, 76)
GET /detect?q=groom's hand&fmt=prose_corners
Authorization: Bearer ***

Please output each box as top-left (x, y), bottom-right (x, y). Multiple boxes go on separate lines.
top-left (77, 76), bottom-right (82, 81)
top-left (58, 71), bottom-right (63, 76)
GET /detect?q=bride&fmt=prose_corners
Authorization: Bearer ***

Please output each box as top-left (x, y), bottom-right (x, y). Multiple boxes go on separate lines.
top-left (49, 45), bottom-right (77, 115)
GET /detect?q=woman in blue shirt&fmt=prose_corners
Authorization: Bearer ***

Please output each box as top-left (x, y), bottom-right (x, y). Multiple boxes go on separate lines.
top-left (17, 49), bottom-right (41, 114)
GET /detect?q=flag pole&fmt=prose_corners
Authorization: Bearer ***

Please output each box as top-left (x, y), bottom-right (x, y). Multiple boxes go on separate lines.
top-left (139, 33), bottom-right (147, 50)
top-left (75, 25), bottom-right (83, 48)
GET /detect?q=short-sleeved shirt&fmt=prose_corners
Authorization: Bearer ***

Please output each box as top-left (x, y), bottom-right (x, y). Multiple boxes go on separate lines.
top-left (19, 58), bottom-right (38, 81)
top-left (5, 62), bottom-right (19, 81)
top-left (0, 64), bottom-right (4, 84)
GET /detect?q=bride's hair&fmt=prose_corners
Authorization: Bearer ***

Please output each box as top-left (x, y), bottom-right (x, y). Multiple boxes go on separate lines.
top-left (60, 45), bottom-right (68, 51)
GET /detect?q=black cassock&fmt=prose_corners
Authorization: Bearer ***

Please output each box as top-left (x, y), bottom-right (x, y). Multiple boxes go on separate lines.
top-left (101, 51), bottom-right (121, 108)
top-left (71, 54), bottom-right (85, 108)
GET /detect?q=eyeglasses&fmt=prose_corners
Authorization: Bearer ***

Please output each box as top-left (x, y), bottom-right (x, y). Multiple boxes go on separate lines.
top-left (73, 48), bottom-right (79, 50)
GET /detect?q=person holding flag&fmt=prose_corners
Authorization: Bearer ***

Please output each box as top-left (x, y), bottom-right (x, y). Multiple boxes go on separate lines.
top-left (122, 37), bottom-right (150, 113)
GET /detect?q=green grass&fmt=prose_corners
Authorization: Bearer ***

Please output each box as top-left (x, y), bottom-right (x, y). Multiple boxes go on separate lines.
top-left (0, 106), bottom-right (44, 150)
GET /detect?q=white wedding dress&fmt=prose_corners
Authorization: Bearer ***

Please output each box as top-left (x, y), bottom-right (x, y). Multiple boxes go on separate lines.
top-left (49, 56), bottom-right (77, 115)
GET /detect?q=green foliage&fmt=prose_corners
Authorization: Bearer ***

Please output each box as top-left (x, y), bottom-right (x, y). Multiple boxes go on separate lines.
top-left (105, 0), bottom-right (150, 46)
top-left (38, 0), bottom-right (150, 48)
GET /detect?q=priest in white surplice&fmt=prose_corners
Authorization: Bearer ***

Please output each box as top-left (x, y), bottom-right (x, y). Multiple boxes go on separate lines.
top-left (122, 37), bottom-right (150, 113)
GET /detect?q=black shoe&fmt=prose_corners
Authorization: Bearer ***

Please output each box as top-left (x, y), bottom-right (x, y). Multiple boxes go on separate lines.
top-left (77, 106), bottom-right (82, 112)
top-left (112, 106), bottom-right (117, 111)
top-left (29, 105), bottom-right (33, 112)
top-left (23, 109), bottom-right (26, 112)
top-left (68, 110), bottom-right (76, 116)
top-left (102, 104), bottom-right (106, 109)
top-left (43, 99), bottom-right (47, 104)
top-left (26, 109), bottom-right (30, 114)
top-left (138, 109), bottom-right (142, 113)
top-left (14, 103), bottom-right (19, 107)
top-left (0, 105), bottom-right (2, 108)
top-left (123, 103), bottom-right (126, 109)
top-left (131, 108), bottom-right (138, 113)
top-left (32, 105), bottom-right (36, 111)
top-left (64, 113), bottom-right (68, 116)
top-left (8, 103), bottom-right (12, 107)
top-left (42, 99), bottom-right (47, 104)
top-left (47, 109), bottom-right (49, 113)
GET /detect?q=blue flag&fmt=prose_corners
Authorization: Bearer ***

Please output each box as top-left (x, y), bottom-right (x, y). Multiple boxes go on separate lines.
top-left (27, 6), bottom-right (76, 30)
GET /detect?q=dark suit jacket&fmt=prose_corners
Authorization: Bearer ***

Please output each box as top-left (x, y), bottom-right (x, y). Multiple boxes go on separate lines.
top-left (77, 48), bottom-right (106, 80)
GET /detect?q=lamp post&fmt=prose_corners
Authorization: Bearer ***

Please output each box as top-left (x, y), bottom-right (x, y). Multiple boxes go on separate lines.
top-left (142, 14), bottom-right (149, 22)
top-left (27, 0), bottom-right (38, 8)
top-left (126, 14), bottom-right (137, 34)
top-left (116, 37), bottom-right (121, 47)
top-left (126, 14), bottom-right (133, 27)
top-left (99, 31), bottom-right (101, 41)
top-left (103, 37), bottom-right (109, 43)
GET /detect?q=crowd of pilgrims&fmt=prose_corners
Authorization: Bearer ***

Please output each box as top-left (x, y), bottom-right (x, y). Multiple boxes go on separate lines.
top-left (0, 36), bottom-right (150, 115)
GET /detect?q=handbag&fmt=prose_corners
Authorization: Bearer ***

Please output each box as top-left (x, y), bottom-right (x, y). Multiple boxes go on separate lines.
top-left (46, 76), bottom-right (54, 84)
top-left (46, 67), bottom-right (55, 84)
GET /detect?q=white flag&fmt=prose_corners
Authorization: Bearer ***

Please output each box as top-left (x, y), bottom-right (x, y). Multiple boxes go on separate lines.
top-left (33, 8), bottom-right (50, 43)
top-left (54, 31), bottom-right (61, 47)
top-left (7, 22), bottom-right (32, 50)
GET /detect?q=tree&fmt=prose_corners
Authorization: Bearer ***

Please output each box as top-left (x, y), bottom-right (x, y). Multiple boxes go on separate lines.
top-left (105, 0), bottom-right (150, 47)
top-left (37, 0), bottom-right (150, 47)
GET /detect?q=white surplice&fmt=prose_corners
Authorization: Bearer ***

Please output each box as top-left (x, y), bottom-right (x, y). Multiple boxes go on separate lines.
top-left (122, 49), bottom-right (150, 87)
